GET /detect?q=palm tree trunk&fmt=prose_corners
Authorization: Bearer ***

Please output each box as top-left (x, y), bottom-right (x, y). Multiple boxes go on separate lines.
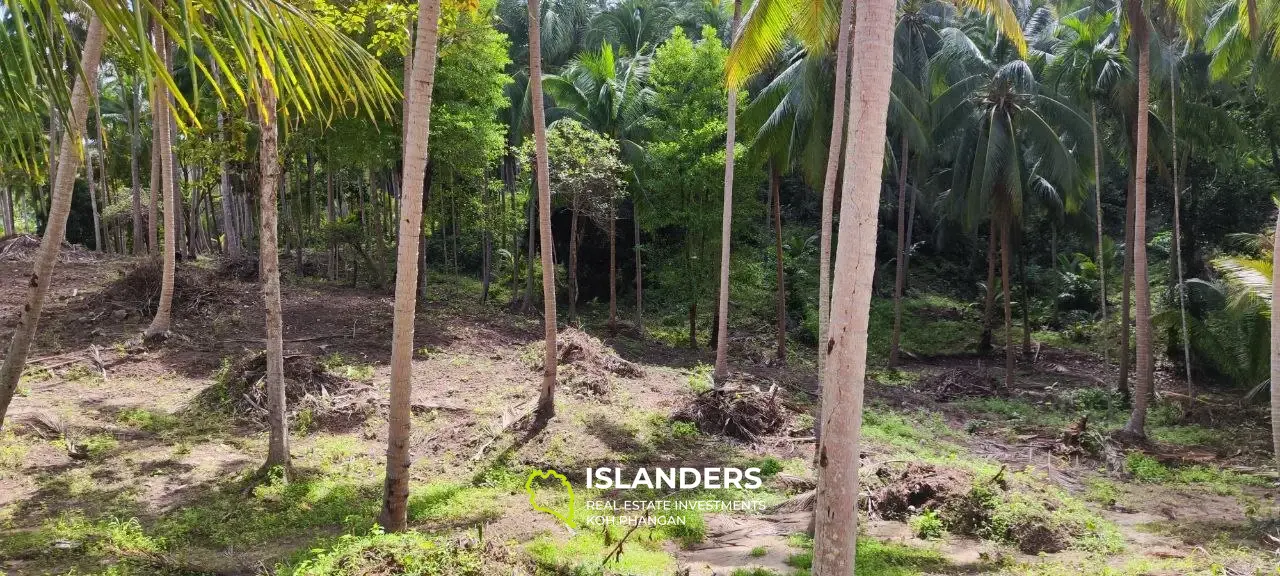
top-left (609, 199), bottom-right (617, 331)
top-left (569, 199), bottom-right (580, 323)
top-left (145, 22), bottom-right (178, 339)
top-left (1001, 217), bottom-right (1014, 391)
top-left (634, 196), bottom-right (643, 331)
top-left (1119, 167), bottom-right (1135, 404)
top-left (88, 139), bottom-right (102, 252)
top-left (380, 0), bottom-right (442, 532)
top-left (1092, 104), bottom-right (1106, 362)
top-left (1123, 15), bottom-right (1153, 438)
top-left (529, 0), bottom-right (558, 419)
top-left (712, 0), bottom-right (744, 384)
top-left (1169, 68), bottom-right (1192, 395)
top-left (812, 0), bottom-right (894, 566)
top-left (890, 134), bottom-right (909, 367)
top-left (980, 223), bottom-right (998, 352)
top-left (817, 0), bottom-right (854, 402)
top-left (257, 75), bottom-right (290, 474)
top-left (2, 186), bottom-right (14, 235)
top-left (770, 162), bottom-right (786, 364)
top-left (0, 17), bottom-right (105, 430)
top-left (0, 187), bottom-right (10, 236)
top-left (1271, 205), bottom-right (1280, 469)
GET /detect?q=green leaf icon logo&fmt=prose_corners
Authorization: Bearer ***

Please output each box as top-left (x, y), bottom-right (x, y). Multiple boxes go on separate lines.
top-left (526, 468), bottom-right (575, 528)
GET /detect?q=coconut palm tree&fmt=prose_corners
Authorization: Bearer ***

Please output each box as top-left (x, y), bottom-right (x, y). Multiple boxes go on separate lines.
top-left (144, 9), bottom-right (178, 340)
top-left (1044, 13), bottom-right (1128, 360)
top-left (529, 0), bottom-right (560, 419)
top-left (935, 15), bottom-right (1092, 391)
top-left (712, 0), bottom-right (743, 384)
top-left (1121, 0), bottom-right (1155, 438)
top-left (811, 0), bottom-right (897, 567)
top-left (544, 42), bottom-right (650, 327)
top-left (380, 0), bottom-right (444, 533)
top-left (0, 13), bottom-right (106, 431)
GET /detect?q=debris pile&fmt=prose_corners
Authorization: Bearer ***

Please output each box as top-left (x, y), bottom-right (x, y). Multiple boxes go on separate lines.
top-left (0, 234), bottom-right (99, 263)
top-left (201, 352), bottom-right (378, 428)
top-left (872, 463), bottom-right (973, 520)
top-left (94, 258), bottom-right (218, 315)
top-left (550, 328), bottom-right (643, 396)
top-left (674, 385), bottom-right (787, 441)
top-left (919, 368), bottom-right (1000, 401)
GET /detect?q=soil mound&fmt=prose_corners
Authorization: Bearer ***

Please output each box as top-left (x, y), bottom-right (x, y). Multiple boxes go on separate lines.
top-left (551, 328), bottom-right (643, 395)
top-left (217, 255), bottom-right (260, 282)
top-left (872, 463), bottom-right (973, 520)
top-left (674, 385), bottom-right (787, 441)
top-left (920, 368), bottom-right (999, 401)
top-left (93, 258), bottom-right (218, 315)
top-left (200, 352), bottom-right (378, 428)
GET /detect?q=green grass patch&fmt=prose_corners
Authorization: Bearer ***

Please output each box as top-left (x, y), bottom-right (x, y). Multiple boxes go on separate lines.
top-left (281, 527), bottom-right (484, 575)
top-left (528, 528), bottom-right (675, 575)
top-left (867, 296), bottom-right (979, 362)
top-left (406, 481), bottom-right (505, 525)
top-left (1125, 453), bottom-right (1268, 494)
top-left (785, 534), bottom-right (949, 576)
top-left (319, 353), bottom-right (375, 381)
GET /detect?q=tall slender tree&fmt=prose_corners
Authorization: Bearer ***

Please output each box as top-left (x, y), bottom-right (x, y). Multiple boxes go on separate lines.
top-left (144, 15), bottom-right (178, 339)
top-left (0, 16), bottom-right (106, 430)
top-left (1122, 0), bottom-right (1154, 437)
top-left (381, 0), bottom-right (443, 532)
top-left (257, 71), bottom-right (289, 473)
top-left (712, 0), bottom-right (743, 384)
top-left (530, 0), bottom-right (559, 419)
top-left (812, 0), bottom-right (896, 567)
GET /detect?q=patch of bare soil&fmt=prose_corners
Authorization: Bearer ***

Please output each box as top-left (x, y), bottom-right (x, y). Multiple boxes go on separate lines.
top-left (676, 512), bottom-right (810, 576)
top-left (872, 463), bottom-right (974, 521)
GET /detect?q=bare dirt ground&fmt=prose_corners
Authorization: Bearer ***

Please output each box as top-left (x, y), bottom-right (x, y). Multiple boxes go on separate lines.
top-left (2, 254), bottom-right (1279, 575)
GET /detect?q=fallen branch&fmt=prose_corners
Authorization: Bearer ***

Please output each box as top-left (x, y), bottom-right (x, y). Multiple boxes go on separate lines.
top-left (470, 401), bottom-right (535, 462)
top-left (601, 510), bottom-right (650, 566)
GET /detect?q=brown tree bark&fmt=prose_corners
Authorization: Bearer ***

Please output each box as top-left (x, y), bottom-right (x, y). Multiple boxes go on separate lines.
top-left (712, 0), bottom-right (743, 384)
top-left (1123, 8), bottom-right (1153, 437)
top-left (380, 0), bottom-right (442, 532)
top-left (812, 0), bottom-right (894, 565)
top-left (770, 162), bottom-right (786, 364)
top-left (889, 134), bottom-right (909, 367)
top-left (979, 223), bottom-right (998, 353)
top-left (0, 17), bottom-right (105, 430)
top-left (258, 74), bottom-right (289, 474)
top-left (1001, 217), bottom-right (1014, 391)
top-left (529, 0), bottom-right (559, 419)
